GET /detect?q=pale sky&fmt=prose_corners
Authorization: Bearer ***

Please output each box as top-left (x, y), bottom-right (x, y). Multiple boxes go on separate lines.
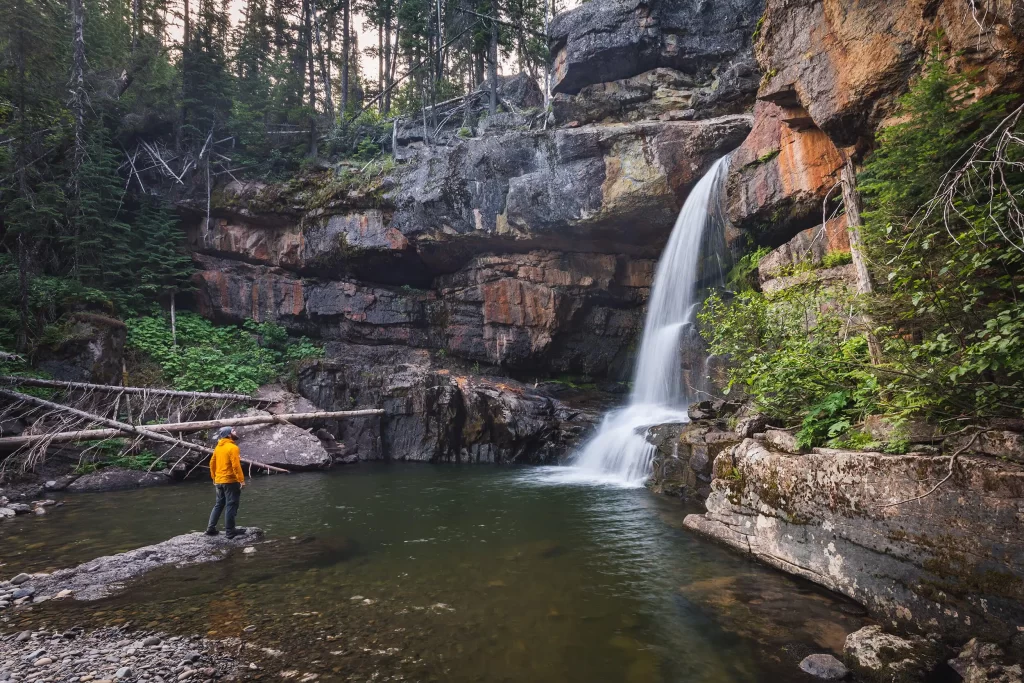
top-left (163, 0), bottom-right (579, 89)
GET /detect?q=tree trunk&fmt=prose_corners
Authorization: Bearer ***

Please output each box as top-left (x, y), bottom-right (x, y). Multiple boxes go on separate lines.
top-left (841, 157), bottom-right (873, 295)
top-left (68, 0), bottom-right (86, 277)
top-left (0, 409), bottom-right (386, 448)
top-left (0, 376), bottom-right (273, 402)
top-left (312, 0), bottom-right (333, 120)
top-left (840, 156), bottom-right (882, 364)
top-left (170, 291), bottom-right (178, 346)
top-left (341, 0), bottom-right (349, 113)
top-left (488, 1), bottom-right (498, 115)
top-left (177, 0), bottom-right (191, 151)
top-left (303, 0), bottom-right (318, 156)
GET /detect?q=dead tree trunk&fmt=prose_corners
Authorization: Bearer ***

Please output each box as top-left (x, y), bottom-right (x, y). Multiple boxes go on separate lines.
top-left (68, 0), bottom-right (87, 276)
top-left (0, 409), bottom-right (386, 448)
top-left (487, 0), bottom-right (498, 115)
top-left (840, 156), bottom-right (883, 364)
top-left (0, 387), bottom-right (288, 472)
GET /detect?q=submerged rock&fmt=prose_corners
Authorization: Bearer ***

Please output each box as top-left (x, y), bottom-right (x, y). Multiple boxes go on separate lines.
top-left (799, 653), bottom-right (849, 680)
top-left (4, 528), bottom-right (264, 603)
top-left (66, 467), bottom-right (169, 493)
top-left (949, 639), bottom-right (1024, 683)
top-left (843, 626), bottom-right (944, 682)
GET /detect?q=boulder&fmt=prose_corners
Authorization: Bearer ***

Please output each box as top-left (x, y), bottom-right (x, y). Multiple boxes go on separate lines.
top-left (843, 626), bottom-right (944, 683)
top-left (949, 429), bottom-right (1024, 464)
top-left (949, 639), bottom-right (1024, 683)
top-left (799, 654), bottom-right (849, 680)
top-left (35, 313), bottom-right (126, 385)
top-left (235, 409), bottom-right (332, 471)
top-left (763, 428), bottom-right (803, 454)
top-left (9, 528), bottom-right (264, 602)
top-left (549, 0), bottom-right (764, 97)
top-left (645, 421), bottom-right (739, 500)
top-left (684, 440), bottom-right (1024, 642)
top-left (66, 468), bottom-right (168, 493)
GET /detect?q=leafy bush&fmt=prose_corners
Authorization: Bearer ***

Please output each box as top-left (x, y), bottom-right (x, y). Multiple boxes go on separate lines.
top-left (821, 250), bottom-right (853, 269)
top-left (126, 312), bottom-right (323, 393)
top-left (699, 52), bottom-right (1024, 446)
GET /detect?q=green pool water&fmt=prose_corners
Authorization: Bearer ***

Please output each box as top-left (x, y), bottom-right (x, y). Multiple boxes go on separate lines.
top-left (1, 463), bottom-right (868, 682)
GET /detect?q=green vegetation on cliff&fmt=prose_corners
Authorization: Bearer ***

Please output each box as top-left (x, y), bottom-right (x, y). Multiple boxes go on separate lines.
top-left (702, 57), bottom-right (1024, 446)
top-left (126, 313), bottom-right (322, 393)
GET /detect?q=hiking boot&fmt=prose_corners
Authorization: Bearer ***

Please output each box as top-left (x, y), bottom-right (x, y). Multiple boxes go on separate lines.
top-left (205, 527), bottom-right (219, 536)
top-left (225, 527), bottom-right (247, 539)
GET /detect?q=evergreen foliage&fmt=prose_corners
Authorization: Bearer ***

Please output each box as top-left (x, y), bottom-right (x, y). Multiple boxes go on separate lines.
top-left (701, 55), bottom-right (1024, 446)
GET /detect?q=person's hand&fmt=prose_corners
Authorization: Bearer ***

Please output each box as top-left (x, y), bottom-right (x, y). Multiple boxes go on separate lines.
top-left (240, 482), bottom-right (247, 488)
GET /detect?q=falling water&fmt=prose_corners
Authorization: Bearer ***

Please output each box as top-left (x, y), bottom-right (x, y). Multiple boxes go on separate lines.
top-left (564, 157), bottom-right (731, 487)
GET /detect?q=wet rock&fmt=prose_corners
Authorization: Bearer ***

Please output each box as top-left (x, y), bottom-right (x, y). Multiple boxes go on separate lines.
top-left (799, 654), bottom-right (848, 680)
top-left (843, 626), bottom-right (944, 682)
top-left (949, 639), bottom-right (1024, 683)
top-left (11, 573), bottom-right (31, 585)
top-left (684, 440), bottom-right (1024, 642)
top-left (66, 468), bottom-right (171, 493)
top-left (298, 344), bottom-right (592, 464)
top-left (13, 528), bottom-right (264, 602)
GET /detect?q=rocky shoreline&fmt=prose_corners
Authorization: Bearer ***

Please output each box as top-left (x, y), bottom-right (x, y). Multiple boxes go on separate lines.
top-left (0, 628), bottom-right (251, 683)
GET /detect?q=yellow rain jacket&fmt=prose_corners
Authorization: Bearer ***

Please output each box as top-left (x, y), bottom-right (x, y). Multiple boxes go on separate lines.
top-left (210, 438), bottom-right (245, 485)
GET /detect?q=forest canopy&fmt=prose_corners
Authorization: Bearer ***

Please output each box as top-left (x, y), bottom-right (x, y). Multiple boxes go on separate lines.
top-left (0, 0), bottom-right (553, 352)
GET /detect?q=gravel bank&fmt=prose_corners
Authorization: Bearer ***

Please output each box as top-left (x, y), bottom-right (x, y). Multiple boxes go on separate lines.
top-left (0, 627), bottom-right (250, 682)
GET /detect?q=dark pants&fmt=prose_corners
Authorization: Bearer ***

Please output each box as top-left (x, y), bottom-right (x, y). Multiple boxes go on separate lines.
top-left (207, 483), bottom-right (241, 532)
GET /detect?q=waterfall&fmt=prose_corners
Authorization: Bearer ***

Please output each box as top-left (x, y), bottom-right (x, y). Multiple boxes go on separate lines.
top-left (565, 157), bottom-right (731, 487)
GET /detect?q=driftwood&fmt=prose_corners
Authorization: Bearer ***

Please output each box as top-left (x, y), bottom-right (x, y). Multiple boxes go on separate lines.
top-left (0, 376), bottom-right (271, 404)
top-left (0, 409), bottom-right (385, 448)
top-left (0, 387), bottom-right (288, 474)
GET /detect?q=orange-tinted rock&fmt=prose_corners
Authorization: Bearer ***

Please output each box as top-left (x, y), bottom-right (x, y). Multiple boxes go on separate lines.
top-left (757, 0), bottom-right (1024, 146)
top-left (729, 101), bottom-right (844, 243)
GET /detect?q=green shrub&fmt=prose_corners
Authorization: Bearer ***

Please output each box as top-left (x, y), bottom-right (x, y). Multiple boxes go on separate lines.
top-left (699, 51), bottom-right (1024, 446)
top-left (126, 312), bottom-right (323, 393)
top-left (821, 250), bottom-right (853, 269)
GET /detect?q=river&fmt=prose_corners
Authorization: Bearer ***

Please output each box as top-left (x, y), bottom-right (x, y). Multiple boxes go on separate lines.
top-left (1, 464), bottom-right (868, 682)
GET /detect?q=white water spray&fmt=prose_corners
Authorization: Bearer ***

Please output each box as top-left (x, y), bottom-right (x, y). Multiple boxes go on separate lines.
top-left (563, 157), bottom-right (731, 487)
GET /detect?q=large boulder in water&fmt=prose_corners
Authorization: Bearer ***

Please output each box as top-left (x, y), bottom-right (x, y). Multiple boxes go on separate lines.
top-left (234, 408), bottom-right (333, 471)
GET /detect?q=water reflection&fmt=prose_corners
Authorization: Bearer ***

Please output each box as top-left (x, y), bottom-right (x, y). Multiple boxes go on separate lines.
top-left (1, 463), bottom-right (868, 682)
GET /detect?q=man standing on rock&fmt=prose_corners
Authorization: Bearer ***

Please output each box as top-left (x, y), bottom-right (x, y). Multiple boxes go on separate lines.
top-left (206, 427), bottom-right (247, 539)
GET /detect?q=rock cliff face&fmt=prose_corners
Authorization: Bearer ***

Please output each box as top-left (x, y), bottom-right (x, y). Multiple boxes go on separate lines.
top-left (727, 0), bottom-right (1024, 245)
top-left (182, 0), bottom-right (764, 463)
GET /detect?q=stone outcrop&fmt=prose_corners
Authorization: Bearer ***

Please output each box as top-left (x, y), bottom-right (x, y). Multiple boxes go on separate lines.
top-left (646, 419), bottom-right (741, 501)
top-left (950, 639), bottom-right (1024, 683)
top-left (297, 343), bottom-right (594, 464)
top-left (66, 468), bottom-right (170, 493)
top-left (1, 529), bottom-right (264, 604)
top-left (35, 314), bottom-right (126, 385)
top-left (683, 438), bottom-right (1024, 643)
top-left (549, 0), bottom-right (764, 98)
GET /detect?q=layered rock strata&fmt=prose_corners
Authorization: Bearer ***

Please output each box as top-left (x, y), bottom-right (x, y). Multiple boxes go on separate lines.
top-left (683, 438), bottom-right (1024, 643)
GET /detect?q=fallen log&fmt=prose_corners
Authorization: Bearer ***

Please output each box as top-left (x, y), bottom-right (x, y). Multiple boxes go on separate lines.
top-left (0, 388), bottom-right (288, 474)
top-left (0, 409), bottom-right (385, 448)
top-left (0, 376), bottom-right (271, 404)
